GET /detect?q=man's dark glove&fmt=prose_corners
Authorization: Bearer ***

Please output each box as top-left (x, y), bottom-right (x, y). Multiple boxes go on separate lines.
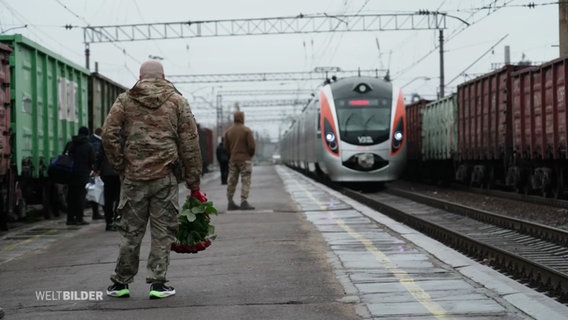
top-left (190, 188), bottom-right (207, 203)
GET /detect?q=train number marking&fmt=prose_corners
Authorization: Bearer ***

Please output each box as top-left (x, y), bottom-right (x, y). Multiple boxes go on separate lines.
top-left (357, 136), bottom-right (373, 144)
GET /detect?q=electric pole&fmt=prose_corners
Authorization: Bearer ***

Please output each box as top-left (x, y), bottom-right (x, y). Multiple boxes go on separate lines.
top-left (560, 0), bottom-right (568, 56)
top-left (439, 29), bottom-right (445, 98)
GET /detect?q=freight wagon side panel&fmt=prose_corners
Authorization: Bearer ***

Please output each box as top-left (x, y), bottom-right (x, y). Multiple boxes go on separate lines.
top-left (404, 99), bottom-right (427, 161)
top-left (198, 127), bottom-right (214, 166)
top-left (547, 60), bottom-right (568, 159)
top-left (0, 44), bottom-right (11, 175)
top-left (551, 60), bottom-right (568, 158)
top-left (512, 58), bottom-right (568, 160)
top-left (512, 69), bottom-right (532, 159)
top-left (513, 69), bottom-right (538, 159)
top-left (511, 72), bottom-right (523, 157)
top-left (457, 66), bottom-right (526, 162)
top-left (89, 72), bottom-right (126, 130)
top-left (0, 34), bottom-right (90, 177)
top-left (422, 94), bottom-right (457, 161)
top-left (205, 128), bottom-right (213, 165)
top-left (402, 99), bottom-right (427, 180)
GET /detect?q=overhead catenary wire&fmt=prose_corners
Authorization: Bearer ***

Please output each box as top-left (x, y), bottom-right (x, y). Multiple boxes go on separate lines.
top-left (53, 0), bottom-right (138, 79)
top-left (391, 0), bottom-right (517, 82)
top-left (4, 1), bottom-right (559, 103)
top-left (446, 33), bottom-right (509, 85)
top-left (0, 0), bottom-right (84, 62)
top-left (303, 1), bottom-right (353, 88)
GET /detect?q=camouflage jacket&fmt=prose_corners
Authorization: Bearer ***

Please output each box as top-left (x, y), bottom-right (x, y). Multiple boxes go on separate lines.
top-left (102, 78), bottom-right (202, 190)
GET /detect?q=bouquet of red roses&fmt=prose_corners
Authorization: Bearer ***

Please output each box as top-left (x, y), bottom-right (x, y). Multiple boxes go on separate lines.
top-left (171, 195), bottom-right (219, 254)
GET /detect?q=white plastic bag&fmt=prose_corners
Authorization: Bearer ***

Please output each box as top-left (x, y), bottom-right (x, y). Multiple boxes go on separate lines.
top-left (86, 176), bottom-right (105, 206)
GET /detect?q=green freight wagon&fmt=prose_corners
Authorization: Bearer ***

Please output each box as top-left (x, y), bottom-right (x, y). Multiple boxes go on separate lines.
top-left (0, 34), bottom-right (90, 225)
top-left (420, 94), bottom-right (458, 182)
top-left (0, 42), bottom-right (11, 230)
top-left (422, 94), bottom-right (458, 161)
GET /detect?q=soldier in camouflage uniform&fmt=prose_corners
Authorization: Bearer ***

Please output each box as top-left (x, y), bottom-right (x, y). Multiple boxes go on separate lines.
top-left (223, 111), bottom-right (256, 210)
top-left (102, 60), bottom-right (207, 299)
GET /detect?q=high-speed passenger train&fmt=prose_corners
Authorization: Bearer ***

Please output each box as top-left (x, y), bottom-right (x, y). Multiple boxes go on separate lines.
top-left (280, 76), bottom-right (406, 183)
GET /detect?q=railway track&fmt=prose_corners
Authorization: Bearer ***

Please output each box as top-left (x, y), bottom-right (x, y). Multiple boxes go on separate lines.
top-left (333, 183), bottom-right (568, 303)
top-left (437, 181), bottom-right (568, 211)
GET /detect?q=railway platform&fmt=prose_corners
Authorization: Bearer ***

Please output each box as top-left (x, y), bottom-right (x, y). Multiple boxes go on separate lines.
top-left (0, 165), bottom-right (567, 319)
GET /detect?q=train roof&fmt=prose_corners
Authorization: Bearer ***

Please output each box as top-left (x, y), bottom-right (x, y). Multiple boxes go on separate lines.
top-left (327, 75), bottom-right (393, 98)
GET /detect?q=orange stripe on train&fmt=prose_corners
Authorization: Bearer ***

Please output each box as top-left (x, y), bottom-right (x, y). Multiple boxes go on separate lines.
top-left (391, 90), bottom-right (406, 156)
top-left (319, 90), bottom-right (339, 157)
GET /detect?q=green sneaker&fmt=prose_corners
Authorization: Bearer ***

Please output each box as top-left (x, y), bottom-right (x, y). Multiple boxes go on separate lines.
top-left (106, 283), bottom-right (130, 297)
top-left (149, 283), bottom-right (176, 299)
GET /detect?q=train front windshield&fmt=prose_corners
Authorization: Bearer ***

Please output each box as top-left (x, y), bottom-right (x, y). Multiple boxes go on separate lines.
top-left (335, 97), bottom-right (392, 145)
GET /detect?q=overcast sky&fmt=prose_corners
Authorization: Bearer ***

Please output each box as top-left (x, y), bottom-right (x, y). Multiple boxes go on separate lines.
top-left (0, 0), bottom-right (560, 140)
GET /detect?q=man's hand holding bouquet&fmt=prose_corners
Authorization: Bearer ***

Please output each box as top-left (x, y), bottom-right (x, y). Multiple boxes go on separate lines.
top-left (171, 188), bottom-right (220, 254)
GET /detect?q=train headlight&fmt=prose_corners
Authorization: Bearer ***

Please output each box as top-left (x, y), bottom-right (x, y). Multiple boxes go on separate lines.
top-left (394, 131), bottom-right (403, 142)
top-left (325, 132), bottom-right (338, 151)
top-left (325, 132), bottom-right (335, 142)
top-left (391, 118), bottom-right (404, 152)
top-left (392, 131), bottom-right (403, 149)
top-left (323, 118), bottom-right (339, 154)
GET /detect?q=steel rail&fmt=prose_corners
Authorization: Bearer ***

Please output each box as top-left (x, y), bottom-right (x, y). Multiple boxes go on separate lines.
top-left (340, 186), bottom-right (568, 302)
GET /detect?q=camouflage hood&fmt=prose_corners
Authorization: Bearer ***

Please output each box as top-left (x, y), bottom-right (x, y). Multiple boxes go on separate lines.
top-left (127, 78), bottom-right (181, 109)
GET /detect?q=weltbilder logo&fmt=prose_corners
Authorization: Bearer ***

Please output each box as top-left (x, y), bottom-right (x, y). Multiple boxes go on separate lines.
top-left (35, 291), bottom-right (103, 301)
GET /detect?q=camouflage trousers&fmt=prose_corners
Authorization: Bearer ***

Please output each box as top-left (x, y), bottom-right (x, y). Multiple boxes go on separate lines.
top-left (227, 160), bottom-right (253, 202)
top-left (110, 173), bottom-right (180, 285)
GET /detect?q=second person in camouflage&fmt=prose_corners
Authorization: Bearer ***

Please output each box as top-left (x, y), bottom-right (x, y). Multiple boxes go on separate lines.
top-left (223, 111), bottom-right (256, 210)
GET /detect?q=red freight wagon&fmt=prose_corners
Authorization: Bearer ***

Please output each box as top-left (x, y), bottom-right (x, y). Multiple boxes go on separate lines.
top-left (204, 127), bottom-right (214, 166)
top-left (198, 126), bottom-right (214, 172)
top-left (456, 65), bottom-right (528, 187)
top-left (404, 60), bottom-right (568, 198)
top-left (403, 99), bottom-right (429, 180)
top-left (509, 57), bottom-right (568, 197)
top-left (405, 99), bottom-right (429, 162)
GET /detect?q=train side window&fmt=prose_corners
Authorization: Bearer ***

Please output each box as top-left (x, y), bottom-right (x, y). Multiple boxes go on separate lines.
top-left (316, 107), bottom-right (321, 138)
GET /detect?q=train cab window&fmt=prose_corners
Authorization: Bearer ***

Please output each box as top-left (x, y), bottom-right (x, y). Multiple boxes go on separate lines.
top-left (335, 97), bottom-right (391, 145)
